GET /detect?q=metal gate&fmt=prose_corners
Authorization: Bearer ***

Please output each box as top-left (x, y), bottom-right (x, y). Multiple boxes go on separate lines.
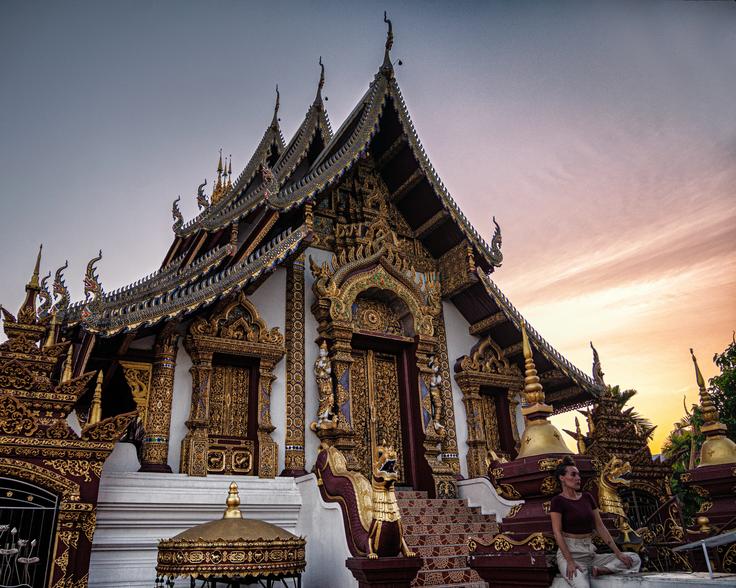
top-left (0, 477), bottom-right (59, 588)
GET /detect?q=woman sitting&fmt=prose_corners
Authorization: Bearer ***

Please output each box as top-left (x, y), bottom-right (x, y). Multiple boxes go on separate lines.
top-left (550, 455), bottom-right (640, 587)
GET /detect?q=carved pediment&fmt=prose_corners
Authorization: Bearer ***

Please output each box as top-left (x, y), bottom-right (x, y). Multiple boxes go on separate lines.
top-left (0, 392), bottom-right (38, 436)
top-left (81, 409), bottom-right (138, 443)
top-left (190, 291), bottom-right (283, 347)
top-left (457, 336), bottom-right (519, 377)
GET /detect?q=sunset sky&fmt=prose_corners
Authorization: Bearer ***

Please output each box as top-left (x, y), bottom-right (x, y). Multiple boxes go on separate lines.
top-left (1, 2), bottom-right (734, 453)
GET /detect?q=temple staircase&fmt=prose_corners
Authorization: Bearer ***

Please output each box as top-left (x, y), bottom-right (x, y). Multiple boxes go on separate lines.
top-left (397, 490), bottom-right (497, 587)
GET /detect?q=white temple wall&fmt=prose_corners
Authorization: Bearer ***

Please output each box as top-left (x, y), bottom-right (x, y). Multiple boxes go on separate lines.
top-left (168, 338), bottom-right (192, 473)
top-left (249, 267), bottom-right (287, 475)
top-left (304, 247), bottom-right (333, 472)
top-left (441, 300), bottom-right (478, 479)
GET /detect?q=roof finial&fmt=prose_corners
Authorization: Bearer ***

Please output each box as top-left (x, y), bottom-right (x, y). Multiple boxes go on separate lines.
top-left (383, 11), bottom-right (394, 69)
top-left (690, 347), bottom-right (736, 466)
top-left (88, 370), bottom-right (103, 425)
top-left (590, 341), bottom-right (605, 386)
top-left (30, 244), bottom-right (42, 289)
top-left (318, 56), bottom-right (325, 93)
top-left (271, 85), bottom-right (280, 126)
top-left (226, 154), bottom-right (233, 190)
top-left (17, 244), bottom-right (44, 324)
top-left (223, 481), bottom-right (243, 519)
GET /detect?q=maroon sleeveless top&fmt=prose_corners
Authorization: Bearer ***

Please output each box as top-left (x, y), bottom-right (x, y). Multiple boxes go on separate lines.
top-left (549, 492), bottom-right (598, 534)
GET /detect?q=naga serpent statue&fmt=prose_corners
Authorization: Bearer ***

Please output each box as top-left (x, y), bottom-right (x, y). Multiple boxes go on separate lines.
top-left (597, 455), bottom-right (632, 521)
top-left (315, 442), bottom-right (417, 559)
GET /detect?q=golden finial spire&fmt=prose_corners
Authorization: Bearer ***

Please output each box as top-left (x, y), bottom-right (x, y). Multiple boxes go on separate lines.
top-left (690, 348), bottom-right (736, 466)
top-left (217, 148), bottom-right (223, 174)
top-left (516, 321), bottom-right (572, 458)
top-left (226, 154), bottom-right (232, 190)
top-left (89, 370), bottom-right (103, 425)
top-left (17, 244), bottom-right (44, 324)
top-left (223, 482), bottom-right (243, 519)
top-left (62, 345), bottom-right (74, 382)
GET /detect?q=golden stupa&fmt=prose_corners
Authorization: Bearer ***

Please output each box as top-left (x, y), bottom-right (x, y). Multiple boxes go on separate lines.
top-left (156, 482), bottom-right (306, 582)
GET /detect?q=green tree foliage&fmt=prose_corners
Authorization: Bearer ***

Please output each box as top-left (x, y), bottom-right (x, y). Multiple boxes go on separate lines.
top-left (710, 334), bottom-right (736, 441)
top-left (607, 384), bottom-right (656, 440)
top-left (662, 406), bottom-right (704, 524)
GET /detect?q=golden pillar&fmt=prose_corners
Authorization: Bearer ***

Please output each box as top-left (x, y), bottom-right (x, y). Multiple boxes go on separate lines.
top-left (180, 347), bottom-right (212, 477)
top-left (256, 358), bottom-right (278, 478)
top-left (140, 326), bottom-right (179, 472)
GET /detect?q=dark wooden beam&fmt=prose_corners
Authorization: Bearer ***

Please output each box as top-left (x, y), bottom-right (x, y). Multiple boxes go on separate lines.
top-left (414, 210), bottom-right (449, 238)
top-left (391, 169), bottom-right (423, 202)
top-left (469, 311), bottom-right (507, 337)
top-left (502, 341), bottom-right (523, 358)
top-left (376, 135), bottom-right (407, 169)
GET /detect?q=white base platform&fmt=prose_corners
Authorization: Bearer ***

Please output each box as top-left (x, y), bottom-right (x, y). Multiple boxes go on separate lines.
top-left (590, 572), bottom-right (736, 587)
top-left (88, 472), bottom-right (301, 588)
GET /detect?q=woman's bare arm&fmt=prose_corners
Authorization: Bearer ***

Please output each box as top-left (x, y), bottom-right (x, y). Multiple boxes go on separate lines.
top-left (551, 511), bottom-right (581, 579)
top-left (593, 509), bottom-right (621, 555)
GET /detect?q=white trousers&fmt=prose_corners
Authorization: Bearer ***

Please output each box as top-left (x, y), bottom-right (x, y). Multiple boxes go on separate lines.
top-left (551, 536), bottom-right (641, 588)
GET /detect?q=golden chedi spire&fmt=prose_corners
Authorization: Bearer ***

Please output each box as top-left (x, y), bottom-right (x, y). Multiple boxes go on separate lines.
top-left (690, 348), bottom-right (736, 466)
top-left (516, 321), bottom-right (572, 458)
top-left (226, 154), bottom-right (233, 191)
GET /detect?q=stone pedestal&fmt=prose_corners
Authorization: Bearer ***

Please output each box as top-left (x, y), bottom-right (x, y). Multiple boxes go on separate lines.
top-left (682, 463), bottom-right (736, 532)
top-left (468, 551), bottom-right (557, 587)
top-left (345, 556), bottom-right (423, 588)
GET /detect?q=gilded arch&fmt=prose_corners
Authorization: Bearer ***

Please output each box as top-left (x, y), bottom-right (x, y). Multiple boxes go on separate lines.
top-left (180, 291), bottom-right (285, 478)
top-left (454, 334), bottom-right (523, 478)
top-left (309, 209), bottom-right (456, 496)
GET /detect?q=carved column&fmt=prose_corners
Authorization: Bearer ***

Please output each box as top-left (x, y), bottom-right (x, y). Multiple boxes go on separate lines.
top-left (281, 256), bottom-right (307, 476)
top-left (433, 309), bottom-right (461, 476)
top-left (180, 347), bottom-right (212, 477)
top-left (455, 375), bottom-right (488, 479)
top-left (257, 358), bottom-right (278, 478)
top-left (319, 322), bottom-right (358, 470)
top-left (140, 326), bottom-right (179, 472)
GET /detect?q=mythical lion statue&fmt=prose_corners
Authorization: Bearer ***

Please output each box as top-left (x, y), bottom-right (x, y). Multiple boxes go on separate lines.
top-left (315, 442), bottom-right (416, 559)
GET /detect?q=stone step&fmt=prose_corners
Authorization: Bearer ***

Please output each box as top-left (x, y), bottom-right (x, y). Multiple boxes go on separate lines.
top-left (422, 554), bottom-right (469, 571)
top-left (395, 490), bottom-right (429, 500)
top-left (400, 504), bottom-right (482, 516)
top-left (401, 513), bottom-right (494, 525)
top-left (397, 498), bottom-right (471, 509)
top-left (403, 522), bottom-right (496, 536)
top-left (413, 567), bottom-right (482, 586)
top-left (415, 544), bottom-right (471, 558)
top-left (404, 531), bottom-right (497, 547)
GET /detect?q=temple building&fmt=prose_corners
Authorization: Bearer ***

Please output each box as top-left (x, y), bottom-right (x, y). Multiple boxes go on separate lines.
top-left (0, 22), bottom-right (606, 588)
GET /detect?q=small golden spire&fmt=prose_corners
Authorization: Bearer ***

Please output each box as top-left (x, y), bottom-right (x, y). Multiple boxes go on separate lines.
top-left (44, 312), bottom-right (58, 348)
top-left (575, 416), bottom-right (587, 454)
top-left (690, 348), bottom-right (736, 467)
top-left (217, 148), bottom-right (223, 174)
top-left (62, 345), bottom-right (74, 382)
top-left (30, 244), bottom-right (42, 289)
top-left (89, 370), bottom-right (103, 425)
top-left (223, 482), bottom-right (243, 519)
top-left (226, 154), bottom-right (232, 190)
top-left (517, 321), bottom-right (572, 458)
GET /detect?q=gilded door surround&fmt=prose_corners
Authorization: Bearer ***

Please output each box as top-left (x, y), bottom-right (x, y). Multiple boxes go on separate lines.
top-left (454, 335), bottom-right (523, 479)
top-left (309, 211), bottom-right (456, 496)
top-left (180, 291), bottom-right (285, 478)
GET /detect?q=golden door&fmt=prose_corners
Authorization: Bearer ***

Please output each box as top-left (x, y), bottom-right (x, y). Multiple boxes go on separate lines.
top-left (207, 364), bottom-right (254, 475)
top-left (351, 349), bottom-right (404, 482)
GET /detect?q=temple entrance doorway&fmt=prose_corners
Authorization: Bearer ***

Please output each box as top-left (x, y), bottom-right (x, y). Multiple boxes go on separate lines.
top-left (480, 386), bottom-right (518, 461)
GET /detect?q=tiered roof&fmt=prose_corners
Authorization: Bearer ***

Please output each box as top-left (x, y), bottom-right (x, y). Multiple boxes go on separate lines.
top-left (55, 22), bottom-right (600, 410)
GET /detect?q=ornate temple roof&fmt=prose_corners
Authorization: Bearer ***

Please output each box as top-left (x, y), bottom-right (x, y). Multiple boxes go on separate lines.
top-left (53, 24), bottom-right (600, 410)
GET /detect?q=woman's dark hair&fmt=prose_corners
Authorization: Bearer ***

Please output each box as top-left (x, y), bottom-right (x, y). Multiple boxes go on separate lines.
top-left (554, 455), bottom-right (577, 482)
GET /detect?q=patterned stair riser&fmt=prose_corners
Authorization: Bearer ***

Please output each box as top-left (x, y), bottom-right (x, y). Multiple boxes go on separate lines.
top-left (401, 514), bottom-right (494, 524)
top-left (403, 532), bottom-right (497, 546)
top-left (397, 495), bottom-right (496, 587)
